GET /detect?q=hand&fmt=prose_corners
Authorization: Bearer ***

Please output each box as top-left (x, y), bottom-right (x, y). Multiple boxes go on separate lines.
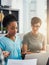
top-left (22, 51), bottom-right (32, 54)
top-left (40, 50), bottom-right (46, 53)
top-left (2, 51), bottom-right (10, 58)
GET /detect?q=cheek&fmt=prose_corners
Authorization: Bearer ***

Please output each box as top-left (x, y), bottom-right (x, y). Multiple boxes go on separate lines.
top-left (7, 28), bottom-right (13, 33)
top-left (8, 30), bottom-right (13, 33)
top-left (33, 27), bottom-right (38, 31)
top-left (10, 29), bottom-right (17, 34)
top-left (7, 28), bottom-right (18, 34)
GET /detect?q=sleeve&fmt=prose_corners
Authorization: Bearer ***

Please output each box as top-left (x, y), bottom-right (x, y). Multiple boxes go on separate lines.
top-left (17, 35), bottom-right (22, 49)
top-left (17, 37), bottom-right (22, 59)
top-left (22, 35), bottom-right (28, 45)
top-left (42, 35), bottom-right (46, 50)
top-left (22, 35), bottom-right (29, 52)
top-left (0, 40), bottom-right (6, 51)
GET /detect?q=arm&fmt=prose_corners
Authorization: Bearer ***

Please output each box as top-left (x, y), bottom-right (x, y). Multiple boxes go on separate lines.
top-left (21, 35), bottom-right (32, 54)
top-left (21, 43), bottom-right (32, 54)
top-left (2, 51), bottom-right (10, 58)
top-left (40, 36), bottom-right (46, 53)
top-left (21, 43), bottom-right (32, 59)
top-left (0, 42), bottom-right (10, 58)
top-left (0, 48), bottom-right (10, 58)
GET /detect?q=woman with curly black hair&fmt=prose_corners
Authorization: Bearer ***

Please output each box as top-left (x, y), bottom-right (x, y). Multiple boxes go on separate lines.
top-left (0, 14), bottom-right (22, 65)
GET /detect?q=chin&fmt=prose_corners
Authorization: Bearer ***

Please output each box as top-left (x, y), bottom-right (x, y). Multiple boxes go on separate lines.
top-left (11, 33), bottom-right (16, 36)
top-left (13, 34), bottom-right (16, 36)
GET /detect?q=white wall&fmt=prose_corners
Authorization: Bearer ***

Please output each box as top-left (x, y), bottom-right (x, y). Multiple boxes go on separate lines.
top-left (1, 0), bottom-right (47, 34)
top-left (23, 0), bottom-right (36, 33)
top-left (1, 0), bottom-right (12, 6)
top-left (1, 0), bottom-right (23, 33)
top-left (23, 0), bottom-right (47, 35)
top-left (36, 0), bottom-right (47, 36)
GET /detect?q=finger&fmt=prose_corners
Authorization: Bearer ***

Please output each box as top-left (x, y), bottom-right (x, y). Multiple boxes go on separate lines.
top-left (4, 53), bottom-right (9, 57)
top-left (3, 51), bottom-right (6, 54)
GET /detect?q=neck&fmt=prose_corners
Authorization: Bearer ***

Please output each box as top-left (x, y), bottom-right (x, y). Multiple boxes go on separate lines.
top-left (6, 33), bottom-right (16, 41)
top-left (32, 31), bottom-right (38, 35)
top-left (7, 33), bottom-right (14, 37)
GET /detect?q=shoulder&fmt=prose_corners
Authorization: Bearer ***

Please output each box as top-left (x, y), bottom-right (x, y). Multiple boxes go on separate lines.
top-left (23, 32), bottom-right (31, 38)
top-left (15, 34), bottom-right (22, 43)
top-left (0, 35), bottom-right (8, 43)
top-left (0, 36), bottom-right (6, 46)
top-left (39, 33), bottom-right (44, 38)
top-left (0, 36), bottom-right (6, 50)
top-left (38, 33), bottom-right (45, 41)
top-left (15, 34), bottom-right (21, 40)
top-left (0, 36), bottom-right (5, 41)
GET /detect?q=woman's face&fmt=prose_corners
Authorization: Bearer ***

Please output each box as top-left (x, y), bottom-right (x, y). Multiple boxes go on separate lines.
top-left (31, 23), bottom-right (41, 33)
top-left (7, 21), bottom-right (18, 36)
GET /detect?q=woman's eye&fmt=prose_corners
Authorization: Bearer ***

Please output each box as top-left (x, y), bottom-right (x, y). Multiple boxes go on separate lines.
top-left (11, 27), bottom-right (17, 30)
top-left (11, 28), bottom-right (14, 30)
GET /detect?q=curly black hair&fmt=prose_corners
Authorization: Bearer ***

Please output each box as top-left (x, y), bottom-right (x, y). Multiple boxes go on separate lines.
top-left (2, 14), bottom-right (18, 27)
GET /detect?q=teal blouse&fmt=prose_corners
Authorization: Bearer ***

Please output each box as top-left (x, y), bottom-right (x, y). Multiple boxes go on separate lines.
top-left (0, 35), bottom-right (22, 65)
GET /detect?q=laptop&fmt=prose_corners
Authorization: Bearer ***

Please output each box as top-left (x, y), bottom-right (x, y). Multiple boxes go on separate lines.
top-left (25, 53), bottom-right (49, 65)
top-left (7, 59), bottom-right (37, 65)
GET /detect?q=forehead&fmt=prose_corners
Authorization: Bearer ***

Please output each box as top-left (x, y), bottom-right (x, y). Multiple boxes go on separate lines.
top-left (34, 23), bottom-right (41, 25)
top-left (8, 21), bottom-right (17, 26)
top-left (32, 23), bottom-right (41, 28)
